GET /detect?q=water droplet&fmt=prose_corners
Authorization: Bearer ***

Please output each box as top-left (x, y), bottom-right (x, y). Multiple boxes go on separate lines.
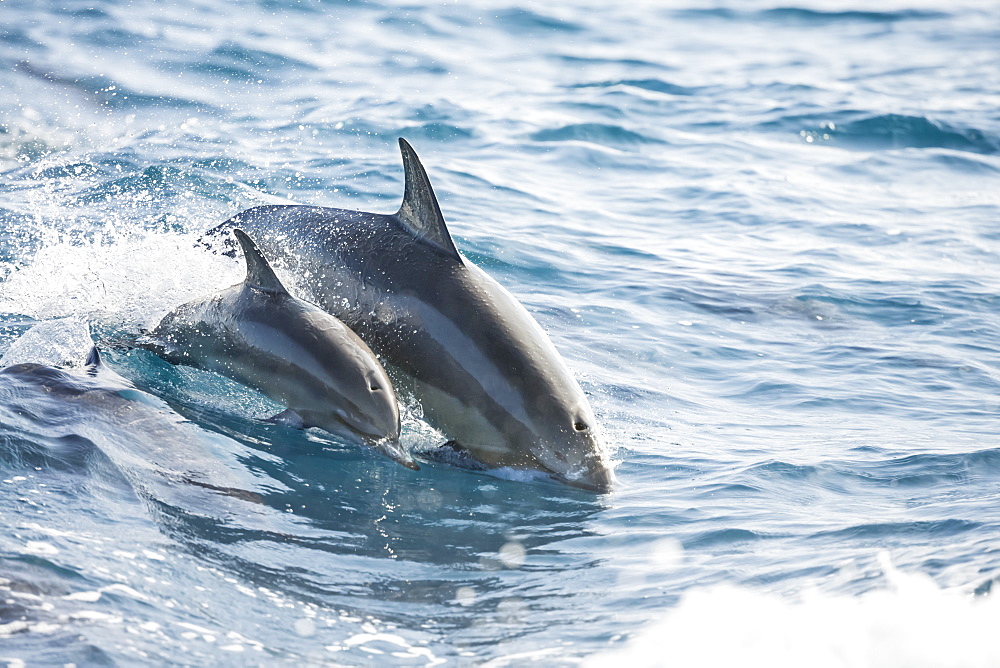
top-left (498, 541), bottom-right (526, 568)
top-left (496, 597), bottom-right (527, 623)
top-left (650, 537), bottom-right (684, 570)
top-left (416, 489), bottom-right (442, 510)
top-left (454, 587), bottom-right (476, 606)
top-left (294, 618), bottom-right (316, 637)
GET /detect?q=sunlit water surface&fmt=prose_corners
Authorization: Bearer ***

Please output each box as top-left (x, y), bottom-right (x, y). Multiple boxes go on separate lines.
top-left (1, 0), bottom-right (1000, 665)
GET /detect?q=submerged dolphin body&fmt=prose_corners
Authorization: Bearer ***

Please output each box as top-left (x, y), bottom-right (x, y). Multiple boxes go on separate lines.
top-left (142, 229), bottom-right (414, 469)
top-left (0, 347), bottom-right (265, 505)
top-left (209, 139), bottom-right (614, 491)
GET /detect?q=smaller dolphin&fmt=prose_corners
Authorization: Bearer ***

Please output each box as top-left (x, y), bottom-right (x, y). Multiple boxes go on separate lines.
top-left (141, 229), bottom-right (415, 469)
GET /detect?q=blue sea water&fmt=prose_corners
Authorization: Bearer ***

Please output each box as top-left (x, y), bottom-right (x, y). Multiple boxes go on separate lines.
top-left (1, 0), bottom-right (1000, 664)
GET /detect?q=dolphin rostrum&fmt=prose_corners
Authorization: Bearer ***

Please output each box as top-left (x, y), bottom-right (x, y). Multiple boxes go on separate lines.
top-left (208, 140), bottom-right (614, 491)
top-left (142, 229), bottom-right (415, 469)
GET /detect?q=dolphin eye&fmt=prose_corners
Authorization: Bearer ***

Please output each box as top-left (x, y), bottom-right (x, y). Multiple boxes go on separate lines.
top-left (370, 383), bottom-right (381, 392)
top-left (574, 421), bottom-right (588, 432)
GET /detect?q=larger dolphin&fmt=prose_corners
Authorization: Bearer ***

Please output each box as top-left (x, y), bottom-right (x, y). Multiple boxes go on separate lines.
top-left (209, 139), bottom-right (614, 491)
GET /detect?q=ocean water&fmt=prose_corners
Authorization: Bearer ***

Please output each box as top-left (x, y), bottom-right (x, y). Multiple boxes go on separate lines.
top-left (1, 0), bottom-right (999, 665)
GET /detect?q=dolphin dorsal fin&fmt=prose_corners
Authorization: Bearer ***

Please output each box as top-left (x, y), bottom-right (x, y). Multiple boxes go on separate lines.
top-left (395, 138), bottom-right (462, 262)
top-left (233, 229), bottom-right (288, 293)
top-left (85, 346), bottom-right (102, 367)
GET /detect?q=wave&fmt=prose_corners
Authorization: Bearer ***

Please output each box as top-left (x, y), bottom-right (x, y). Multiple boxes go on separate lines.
top-left (761, 7), bottom-right (949, 23)
top-left (684, 528), bottom-right (771, 549)
top-left (0, 27), bottom-right (40, 49)
top-left (675, 7), bottom-right (949, 24)
top-left (763, 112), bottom-right (999, 154)
top-left (13, 61), bottom-right (214, 112)
top-left (492, 8), bottom-right (583, 34)
top-left (529, 123), bottom-right (664, 148)
top-left (394, 122), bottom-right (474, 142)
top-left (569, 79), bottom-right (698, 96)
top-left (735, 447), bottom-right (1000, 500)
top-left (189, 41), bottom-right (320, 84)
top-left (15, 61), bottom-right (212, 112)
top-left (814, 519), bottom-right (981, 542)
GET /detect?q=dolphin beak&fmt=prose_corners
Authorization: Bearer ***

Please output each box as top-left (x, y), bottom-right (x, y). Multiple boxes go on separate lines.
top-left (372, 438), bottom-right (420, 471)
top-left (558, 465), bottom-right (616, 493)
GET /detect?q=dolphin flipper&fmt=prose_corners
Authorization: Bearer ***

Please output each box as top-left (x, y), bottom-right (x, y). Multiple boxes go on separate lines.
top-left (233, 229), bottom-right (288, 293)
top-left (396, 138), bottom-right (462, 262)
top-left (265, 408), bottom-right (306, 429)
top-left (264, 410), bottom-right (418, 470)
top-left (373, 438), bottom-right (420, 471)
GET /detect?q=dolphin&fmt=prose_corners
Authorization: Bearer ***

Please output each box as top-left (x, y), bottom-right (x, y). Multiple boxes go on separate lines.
top-left (141, 229), bottom-right (415, 469)
top-left (0, 347), bottom-right (266, 505)
top-left (207, 139), bottom-right (614, 491)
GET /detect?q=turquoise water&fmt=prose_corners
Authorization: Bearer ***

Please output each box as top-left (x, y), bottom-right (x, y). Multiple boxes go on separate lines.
top-left (2, 0), bottom-right (1000, 664)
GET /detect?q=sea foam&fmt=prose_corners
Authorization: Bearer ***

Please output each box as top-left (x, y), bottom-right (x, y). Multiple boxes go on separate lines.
top-left (588, 553), bottom-right (1000, 668)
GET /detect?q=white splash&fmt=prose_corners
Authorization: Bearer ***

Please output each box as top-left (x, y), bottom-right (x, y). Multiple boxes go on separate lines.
top-left (0, 316), bottom-right (93, 367)
top-left (0, 231), bottom-right (241, 333)
top-left (588, 553), bottom-right (1000, 668)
